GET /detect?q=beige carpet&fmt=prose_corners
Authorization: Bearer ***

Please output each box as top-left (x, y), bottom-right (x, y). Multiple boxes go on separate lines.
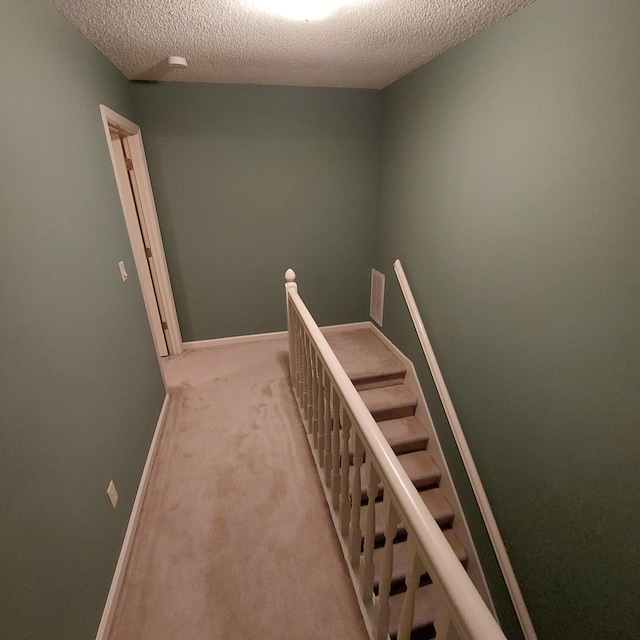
top-left (109, 336), bottom-right (368, 640)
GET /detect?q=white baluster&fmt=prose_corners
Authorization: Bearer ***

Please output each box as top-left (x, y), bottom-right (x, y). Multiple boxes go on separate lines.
top-left (317, 361), bottom-right (326, 468)
top-left (331, 387), bottom-right (341, 510)
top-left (339, 407), bottom-right (352, 536)
top-left (307, 337), bottom-right (315, 424)
top-left (397, 538), bottom-right (424, 640)
top-left (303, 332), bottom-right (311, 427)
top-left (360, 460), bottom-right (379, 603)
top-left (349, 433), bottom-right (365, 566)
top-left (374, 498), bottom-right (400, 640)
top-left (296, 322), bottom-right (305, 411)
top-left (295, 318), bottom-right (303, 404)
top-left (311, 348), bottom-right (319, 447)
top-left (284, 269), bottom-right (297, 385)
top-left (323, 370), bottom-right (332, 483)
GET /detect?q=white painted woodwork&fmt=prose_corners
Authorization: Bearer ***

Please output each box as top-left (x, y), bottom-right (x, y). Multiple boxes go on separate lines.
top-left (397, 539), bottom-right (423, 640)
top-left (323, 375), bottom-right (333, 486)
top-left (393, 258), bottom-right (537, 640)
top-left (360, 460), bottom-right (379, 603)
top-left (99, 105), bottom-right (183, 359)
top-left (311, 350), bottom-right (320, 447)
top-left (339, 409), bottom-right (352, 536)
top-left (331, 388), bottom-right (341, 512)
top-left (181, 322), bottom-right (372, 352)
top-left (374, 497), bottom-right (399, 640)
top-left (349, 434), bottom-right (365, 566)
top-left (317, 363), bottom-right (326, 469)
top-left (285, 268), bottom-right (507, 640)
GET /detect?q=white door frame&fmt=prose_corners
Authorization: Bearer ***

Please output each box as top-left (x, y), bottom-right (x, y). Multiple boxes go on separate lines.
top-left (100, 104), bottom-right (183, 357)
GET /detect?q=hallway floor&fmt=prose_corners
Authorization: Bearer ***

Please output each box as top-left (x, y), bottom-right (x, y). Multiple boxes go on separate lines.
top-left (109, 336), bottom-right (368, 640)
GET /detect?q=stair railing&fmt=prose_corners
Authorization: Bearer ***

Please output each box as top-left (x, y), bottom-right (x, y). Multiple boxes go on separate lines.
top-left (285, 268), bottom-right (506, 640)
top-left (393, 259), bottom-right (537, 640)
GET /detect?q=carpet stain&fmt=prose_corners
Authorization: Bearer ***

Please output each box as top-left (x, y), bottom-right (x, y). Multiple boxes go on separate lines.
top-left (109, 337), bottom-right (369, 640)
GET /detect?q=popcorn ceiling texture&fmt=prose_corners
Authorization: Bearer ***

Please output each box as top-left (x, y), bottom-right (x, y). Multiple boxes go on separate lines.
top-left (50, 0), bottom-right (533, 88)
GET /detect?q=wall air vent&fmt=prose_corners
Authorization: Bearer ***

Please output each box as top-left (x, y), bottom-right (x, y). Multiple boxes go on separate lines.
top-left (370, 268), bottom-right (385, 326)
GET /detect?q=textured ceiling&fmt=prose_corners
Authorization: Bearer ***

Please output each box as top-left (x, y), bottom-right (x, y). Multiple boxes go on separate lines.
top-left (50, 0), bottom-right (533, 89)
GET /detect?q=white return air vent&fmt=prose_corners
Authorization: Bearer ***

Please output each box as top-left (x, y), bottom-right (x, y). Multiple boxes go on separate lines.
top-left (370, 268), bottom-right (385, 326)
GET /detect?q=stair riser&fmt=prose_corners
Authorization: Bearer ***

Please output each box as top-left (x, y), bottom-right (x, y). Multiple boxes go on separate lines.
top-left (364, 511), bottom-right (455, 549)
top-left (375, 573), bottom-right (434, 597)
top-left (372, 534), bottom-right (469, 595)
top-left (369, 404), bottom-right (416, 422)
top-left (355, 472), bottom-right (441, 504)
top-left (388, 589), bottom-right (437, 640)
top-left (353, 374), bottom-right (406, 391)
top-left (347, 436), bottom-right (428, 464)
top-left (390, 625), bottom-right (436, 640)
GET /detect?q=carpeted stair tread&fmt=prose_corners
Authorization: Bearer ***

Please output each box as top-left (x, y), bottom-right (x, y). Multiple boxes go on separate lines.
top-left (419, 488), bottom-right (455, 528)
top-left (379, 417), bottom-right (429, 456)
top-left (348, 416), bottom-right (428, 462)
top-left (398, 451), bottom-right (441, 491)
top-left (359, 385), bottom-right (418, 422)
top-left (373, 530), bottom-right (468, 591)
top-left (323, 327), bottom-right (406, 389)
top-left (362, 488), bottom-right (455, 545)
top-left (388, 587), bottom-right (436, 640)
top-left (351, 451), bottom-right (441, 502)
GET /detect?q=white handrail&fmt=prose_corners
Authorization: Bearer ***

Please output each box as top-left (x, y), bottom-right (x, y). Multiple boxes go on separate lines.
top-left (393, 259), bottom-right (538, 640)
top-left (285, 269), bottom-right (506, 640)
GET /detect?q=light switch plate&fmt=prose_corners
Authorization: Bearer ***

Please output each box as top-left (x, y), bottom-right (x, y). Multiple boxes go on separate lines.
top-left (107, 480), bottom-right (118, 509)
top-left (118, 260), bottom-right (128, 282)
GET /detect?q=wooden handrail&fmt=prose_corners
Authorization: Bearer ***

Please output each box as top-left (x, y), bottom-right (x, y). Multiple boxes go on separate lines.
top-left (393, 259), bottom-right (538, 640)
top-left (285, 268), bottom-right (506, 640)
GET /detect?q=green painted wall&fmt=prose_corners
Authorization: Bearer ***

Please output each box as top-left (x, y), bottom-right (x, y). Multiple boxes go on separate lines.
top-left (130, 83), bottom-right (380, 341)
top-left (0, 2), bottom-right (166, 638)
top-left (375, 0), bottom-right (640, 638)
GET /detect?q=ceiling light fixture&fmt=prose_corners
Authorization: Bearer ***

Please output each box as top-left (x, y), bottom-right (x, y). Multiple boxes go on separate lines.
top-left (244, 0), bottom-right (362, 21)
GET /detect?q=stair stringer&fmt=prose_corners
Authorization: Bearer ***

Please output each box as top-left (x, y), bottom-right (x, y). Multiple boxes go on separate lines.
top-left (367, 322), bottom-right (496, 618)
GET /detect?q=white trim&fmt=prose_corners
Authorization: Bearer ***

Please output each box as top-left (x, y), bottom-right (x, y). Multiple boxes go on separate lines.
top-left (99, 105), bottom-right (183, 357)
top-left (126, 132), bottom-right (183, 355)
top-left (183, 330), bottom-right (287, 350)
top-left (182, 322), bottom-right (372, 351)
top-left (319, 320), bottom-right (371, 335)
top-left (393, 259), bottom-right (538, 640)
top-left (95, 395), bottom-right (171, 640)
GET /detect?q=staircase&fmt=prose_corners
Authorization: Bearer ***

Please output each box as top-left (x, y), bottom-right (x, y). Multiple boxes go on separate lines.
top-left (323, 325), bottom-right (481, 639)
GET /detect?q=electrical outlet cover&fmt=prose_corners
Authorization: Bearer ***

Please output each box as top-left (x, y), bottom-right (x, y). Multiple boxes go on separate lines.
top-left (107, 480), bottom-right (118, 509)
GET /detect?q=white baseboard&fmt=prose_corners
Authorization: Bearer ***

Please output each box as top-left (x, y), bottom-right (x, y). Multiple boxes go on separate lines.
top-left (318, 320), bottom-right (371, 335)
top-left (95, 394), bottom-right (171, 640)
top-left (182, 321), bottom-right (371, 351)
top-left (183, 330), bottom-right (287, 350)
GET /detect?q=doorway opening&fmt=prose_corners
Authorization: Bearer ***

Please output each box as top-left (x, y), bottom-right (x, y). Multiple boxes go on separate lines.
top-left (100, 105), bottom-right (182, 357)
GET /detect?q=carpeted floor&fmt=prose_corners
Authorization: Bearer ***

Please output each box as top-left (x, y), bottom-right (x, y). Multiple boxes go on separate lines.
top-left (109, 336), bottom-right (368, 640)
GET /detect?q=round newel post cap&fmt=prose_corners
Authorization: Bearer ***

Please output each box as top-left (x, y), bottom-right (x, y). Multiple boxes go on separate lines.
top-left (285, 268), bottom-right (296, 283)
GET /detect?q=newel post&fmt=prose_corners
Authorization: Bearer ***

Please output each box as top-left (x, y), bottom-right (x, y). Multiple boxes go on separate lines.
top-left (285, 268), bottom-right (298, 385)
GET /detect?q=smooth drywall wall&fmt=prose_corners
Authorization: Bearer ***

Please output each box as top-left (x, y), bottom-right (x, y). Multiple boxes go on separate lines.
top-left (0, 2), bottom-right (166, 638)
top-left (376, 0), bottom-right (640, 638)
top-left (131, 83), bottom-right (380, 341)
